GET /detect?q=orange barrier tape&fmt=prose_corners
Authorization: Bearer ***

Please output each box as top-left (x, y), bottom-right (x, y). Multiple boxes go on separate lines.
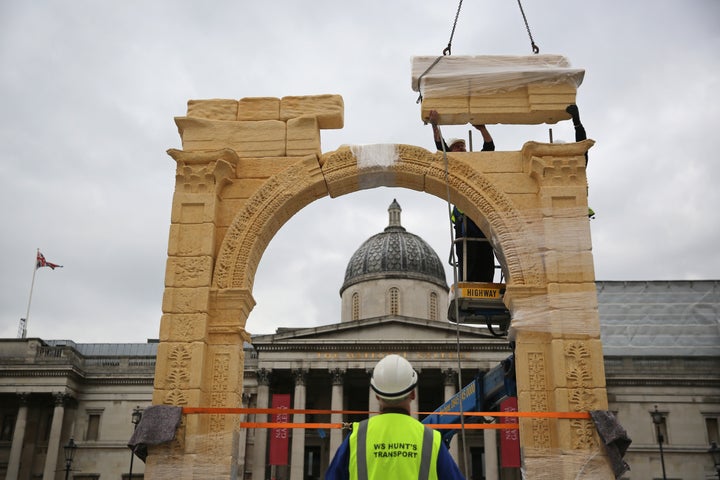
top-left (239, 422), bottom-right (520, 430)
top-left (184, 407), bottom-right (589, 420)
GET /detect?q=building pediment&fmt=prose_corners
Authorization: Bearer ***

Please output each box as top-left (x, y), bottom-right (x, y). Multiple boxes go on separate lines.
top-left (250, 315), bottom-right (509, 347)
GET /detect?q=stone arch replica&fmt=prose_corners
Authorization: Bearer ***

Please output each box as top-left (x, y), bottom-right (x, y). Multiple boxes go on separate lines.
top-left (148, 90), bottom-right (612, 478)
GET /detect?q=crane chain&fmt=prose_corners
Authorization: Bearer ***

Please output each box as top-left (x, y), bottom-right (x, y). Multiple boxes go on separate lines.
top-left (516, 0), bottom-right (540, 54)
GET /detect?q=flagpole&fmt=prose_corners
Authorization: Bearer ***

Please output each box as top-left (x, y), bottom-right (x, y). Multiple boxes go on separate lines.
top-left (21, 248), bottom-right (39, 339)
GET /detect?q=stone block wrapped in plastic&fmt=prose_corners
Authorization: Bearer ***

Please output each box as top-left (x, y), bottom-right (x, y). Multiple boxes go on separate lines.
top-left (412, 55), bottom-right (585, 125)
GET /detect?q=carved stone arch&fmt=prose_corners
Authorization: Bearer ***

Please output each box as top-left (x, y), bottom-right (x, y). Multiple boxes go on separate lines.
top-left (213, 153), bottom-right (326, 290)
top-left (152, 96), bottom-right (609, 478)
top-left (213, 143), bottom-right (546, 299)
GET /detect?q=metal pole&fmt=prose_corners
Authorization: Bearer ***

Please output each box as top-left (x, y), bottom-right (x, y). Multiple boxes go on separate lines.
top-left (655, 424), bottom-right (667, 480)
top-left (22, 249), bottom-right (40, 338)
top-left (129, 446), bottom-right (135, 480)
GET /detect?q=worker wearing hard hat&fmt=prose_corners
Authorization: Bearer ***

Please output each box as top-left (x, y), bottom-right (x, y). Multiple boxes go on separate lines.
top-left (428, 109), bottom-right (495, 153)
top-left (428, 109), bottom-right (496, 282)
top-left (325, 355), bottom-right (465, 480)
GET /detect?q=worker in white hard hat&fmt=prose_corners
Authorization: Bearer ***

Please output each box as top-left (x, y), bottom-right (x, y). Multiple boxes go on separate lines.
top-left (428, 109), bottom-right (495, 282)
top-left (428, 109), bottom-right (494, 153)
top-left (325, 354), bottom-right (465, 480)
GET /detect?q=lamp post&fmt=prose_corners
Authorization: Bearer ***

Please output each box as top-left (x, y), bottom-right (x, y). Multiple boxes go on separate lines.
top-left (650, 405), bottom-right (667, 480)
top-left (63, 438), bottom-right (77, 480)
top-left (709, 441), bottom-right (720, 480)
top-left (128, 406), bottom-right (143, 480)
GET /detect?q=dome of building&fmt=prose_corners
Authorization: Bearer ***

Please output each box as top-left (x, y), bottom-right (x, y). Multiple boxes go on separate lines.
top-left (340, 199), bottom-right (448, 294)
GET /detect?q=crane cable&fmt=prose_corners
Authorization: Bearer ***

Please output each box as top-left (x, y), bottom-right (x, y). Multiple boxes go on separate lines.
top-left (415, 0), bottom-right (464, 104)
top-left (516, 0), bottom-right (540, 54)
top-left (435, 124), bottom-right (472, 476)
top-left (444, 0), bottom-right (464, 56)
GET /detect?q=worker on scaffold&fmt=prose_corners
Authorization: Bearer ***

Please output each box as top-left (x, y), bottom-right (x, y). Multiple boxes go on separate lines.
top-left (429, 109), bottom-right (495, 283)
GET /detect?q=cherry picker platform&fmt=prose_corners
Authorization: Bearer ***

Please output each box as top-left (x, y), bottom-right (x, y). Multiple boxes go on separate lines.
top-left (448, 282), bottom-right (511, 337)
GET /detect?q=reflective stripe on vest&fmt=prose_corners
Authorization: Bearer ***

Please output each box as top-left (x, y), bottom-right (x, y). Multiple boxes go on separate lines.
top-left (350, 415), bottom-right (440, 480)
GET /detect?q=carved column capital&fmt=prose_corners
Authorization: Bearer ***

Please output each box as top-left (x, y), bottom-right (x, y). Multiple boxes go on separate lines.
top-left (257, 368), bottom-right (272, 386)
top-left (329, 368), bottom-right (345, 385)
top-left (168, 148), bottom-right (239, 195)
top-left (442, 369), bottom-right (457, 387)
top-left (52, 392), bottom-right (69, 407)
top-left (293, 369), bottom-right (308, 386)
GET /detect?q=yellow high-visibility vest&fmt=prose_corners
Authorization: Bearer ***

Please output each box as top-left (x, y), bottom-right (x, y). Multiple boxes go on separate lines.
top-left (349, 413), bottom-right (440, 480)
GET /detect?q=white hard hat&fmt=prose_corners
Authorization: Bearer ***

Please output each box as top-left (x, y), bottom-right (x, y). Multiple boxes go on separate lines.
top-left (448, 138), bottom-right (465, 148)
top-left (370, 354), bottom-right (418, 400)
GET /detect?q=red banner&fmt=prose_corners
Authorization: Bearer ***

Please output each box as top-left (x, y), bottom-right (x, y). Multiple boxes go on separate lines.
top-left (500, 397), bottom-right (521, 468)
top-left (269, 394), bottom-right (291, 465)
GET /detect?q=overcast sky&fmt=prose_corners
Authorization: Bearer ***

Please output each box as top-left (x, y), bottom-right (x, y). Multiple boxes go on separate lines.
top-left (1, 1), bottom-right (718, 343)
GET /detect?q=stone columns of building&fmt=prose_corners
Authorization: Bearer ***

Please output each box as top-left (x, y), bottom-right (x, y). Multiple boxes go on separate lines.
top-left (329, 368), bottom-right (345, 456)
top-left (484, 429), bottom-right (499, 480)
top-left (290, 369), bottom-right (308, 480)
top-left (42, 392), bottom-right (68, 480)
top-left (236, 392), bottom-right (251, 478)
top-left (252, 369), bottom-right (271, 480)
top-left (367, 369), bottom-right (380, 417)
top-left (410, 370), bottom-right (419, 420)
top-left (6, 393), bottom-right (29, 479)
top-left (442, 369), bottom-right (460, 462)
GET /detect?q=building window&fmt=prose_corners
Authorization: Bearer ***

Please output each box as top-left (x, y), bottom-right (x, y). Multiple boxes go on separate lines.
top-left (389, 288), bottom-right (400, 315)
top-left (352, 292), bottom-right (360, 321)
top-left (86, 411), bottom-right (102, 441)
top-left (1, 414), bottom-right (15, 441)
top-left (706, 416), bottom-right (720, 444)
top-left (429, 292), bottom-right (438, 321)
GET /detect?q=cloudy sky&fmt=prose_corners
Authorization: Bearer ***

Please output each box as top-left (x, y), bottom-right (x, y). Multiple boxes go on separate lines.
top-left (1, 1), bottom-right (718, 343)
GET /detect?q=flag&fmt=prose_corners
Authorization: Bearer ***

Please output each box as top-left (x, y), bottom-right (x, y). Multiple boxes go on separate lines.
top-left (36, 251), bottom-right (63, 270)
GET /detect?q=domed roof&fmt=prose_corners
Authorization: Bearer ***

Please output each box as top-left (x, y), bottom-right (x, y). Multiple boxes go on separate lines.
top-left (340, 200), bottom-right (448, 294)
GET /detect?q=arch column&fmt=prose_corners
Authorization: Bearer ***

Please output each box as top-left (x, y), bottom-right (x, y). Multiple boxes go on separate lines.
top-left (329, 369), bottom-right (345, 455)
top-left (6, 393), bottom-right (29, 479)
top-left (290, 369), bottom-right (308, 480)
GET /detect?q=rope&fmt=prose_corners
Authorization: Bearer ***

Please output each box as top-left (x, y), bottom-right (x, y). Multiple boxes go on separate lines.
top-left (516, 0), bottom-right (540, 54)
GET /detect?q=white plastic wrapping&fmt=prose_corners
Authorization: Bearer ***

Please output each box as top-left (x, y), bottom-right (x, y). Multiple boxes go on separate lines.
top-left (412, 54), bottom-right (585, 97)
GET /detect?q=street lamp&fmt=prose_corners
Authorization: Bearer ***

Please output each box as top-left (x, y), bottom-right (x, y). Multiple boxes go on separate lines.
top-left (650, 405), bottom-right (667, 480)
top-left (63, 438), bottom-right (77, 480)
top-left (128, 406), bottom-right (143, 480)
top-left (709, 441), bottom-right (720, 480)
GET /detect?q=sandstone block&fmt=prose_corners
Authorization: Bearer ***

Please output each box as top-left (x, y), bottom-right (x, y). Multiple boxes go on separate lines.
top-left (412, 55), bottom-right (583, 125)
top-left (176, 117), bottom-right (286, 157)
top-left (154, 341), bottom-right (206, 389)
top-left (165, 256), bottom-right (214, 288)
top-left (187, 99), bottom-right (239, 121)
top-left (162, 286), bottom-right (210, 314)
top-left (159, 313), bottom-right (208, 342)
top-left (168, 223), bottom-right (215, 256)
top-left (280, 94), bottom-right (344, 129)
top-left (237, 97), bottom-right (280, 121)
top-left (287, 115), bottom-right (321, 156)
